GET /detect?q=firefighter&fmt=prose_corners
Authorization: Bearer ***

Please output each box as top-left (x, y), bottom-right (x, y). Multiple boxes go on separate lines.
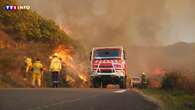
top-left (24, 56), bottom-right (32, 80)
top-left (141, 72), bottom-right (147, 88)
top-left (49, 53), bottom-right (62, 88)
top-left (127, 75), bottom-right (132, 88)
top-left (32, 58), bottom-right (43, 88)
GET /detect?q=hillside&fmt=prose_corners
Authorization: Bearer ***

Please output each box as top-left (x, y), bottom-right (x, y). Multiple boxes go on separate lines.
top-left (127, 42), bottom-right (195, 74)
top-left (1, 0), bottom-right (77, 44)
top-left (0, 0), bottom-right (86, 87)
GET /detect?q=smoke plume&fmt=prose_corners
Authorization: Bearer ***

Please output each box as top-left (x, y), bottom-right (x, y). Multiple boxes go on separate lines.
top-left (20, 0), bottom-right (195, 74)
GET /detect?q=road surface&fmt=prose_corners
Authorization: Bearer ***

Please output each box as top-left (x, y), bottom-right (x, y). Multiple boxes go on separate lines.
top-left (0, 88), bottom-right (159, 110)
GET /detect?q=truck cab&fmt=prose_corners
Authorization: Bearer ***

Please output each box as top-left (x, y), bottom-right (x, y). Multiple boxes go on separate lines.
top-left (89, 47), bottom-right (127, 88)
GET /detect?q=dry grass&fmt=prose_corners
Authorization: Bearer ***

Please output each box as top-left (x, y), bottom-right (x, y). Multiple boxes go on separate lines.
top-left (142, 88), bottom-right (195, 110)
top-left (0, 43), bottom-right (52, 88)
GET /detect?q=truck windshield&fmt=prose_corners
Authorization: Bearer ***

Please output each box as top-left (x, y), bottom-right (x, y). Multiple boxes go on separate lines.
top-left (94, 49), bottom-right (120, 59)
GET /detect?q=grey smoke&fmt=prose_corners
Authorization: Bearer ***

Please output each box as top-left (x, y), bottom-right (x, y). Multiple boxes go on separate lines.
top-left (20, 0), bottom-right (195, 47)
top-left (19, 0), bottom-right (195, 73)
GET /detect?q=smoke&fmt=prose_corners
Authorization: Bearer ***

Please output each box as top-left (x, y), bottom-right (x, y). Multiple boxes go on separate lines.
top-left (20, 0), bottom-right (195, 46)
top-left (19, 0), bottom-right (195, 74)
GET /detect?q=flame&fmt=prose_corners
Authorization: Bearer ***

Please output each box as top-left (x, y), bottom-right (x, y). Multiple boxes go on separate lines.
top-left (59, 24), bottom-right (72, 35)
top-left (152, 66), bottom-right (166, 76)
top-left (51, 45), bottom-right (89, 87)
top-left (53, 45), bottom-right (74, 68)
top-left (148, 66), bottom-right (166, 88)
top-left (79, 74), bottom-right (87, 82)
top-left (66, 75), bottom-right (75, 83)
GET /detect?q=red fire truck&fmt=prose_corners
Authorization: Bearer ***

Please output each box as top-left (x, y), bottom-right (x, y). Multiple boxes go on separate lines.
top-left (89, 47), bottom-right (127, 88)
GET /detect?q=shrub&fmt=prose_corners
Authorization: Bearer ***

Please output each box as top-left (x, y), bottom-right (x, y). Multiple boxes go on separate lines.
top-left (0, 0), bottom-right (74, 47)
top-left (161, 72), bottom-right (195, 93)
top-left (161, 72), bottom-right (180, 90)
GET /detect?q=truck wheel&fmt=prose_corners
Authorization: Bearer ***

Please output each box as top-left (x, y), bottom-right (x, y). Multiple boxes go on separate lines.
top-left (119, 77), bottom-right (126, 89)
top-left (102, 82), bottom-right (107, 88)
top-left (92, 78), bottom-right (101, 88)
top-left (94, 83), bottom-right (100, 88)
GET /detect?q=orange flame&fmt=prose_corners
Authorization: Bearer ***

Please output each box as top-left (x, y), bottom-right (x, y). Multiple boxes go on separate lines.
top-left (59, 24), bottom-right (72, 35)
top-left (79, 74), bottom-right (87, 82)
top-left (51, 45), bottom-right (89, 87)
top-left (53, 45), bottom-right (74, 68)
top-left (152, 66), bottom-right (166, 76)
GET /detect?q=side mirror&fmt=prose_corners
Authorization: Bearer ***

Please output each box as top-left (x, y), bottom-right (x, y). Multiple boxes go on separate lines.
top-left (123, 50), bottom-right (127, 60)
top-left (89, 51), bottom-right (92, 61)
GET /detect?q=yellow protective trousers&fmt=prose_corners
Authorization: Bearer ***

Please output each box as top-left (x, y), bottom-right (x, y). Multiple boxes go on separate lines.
top-left (32, 73), bottom-right (41, 87)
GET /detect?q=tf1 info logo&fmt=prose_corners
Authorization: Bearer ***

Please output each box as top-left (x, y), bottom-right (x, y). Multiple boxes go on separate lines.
top-left (4, 5), bottom-right (31, 11)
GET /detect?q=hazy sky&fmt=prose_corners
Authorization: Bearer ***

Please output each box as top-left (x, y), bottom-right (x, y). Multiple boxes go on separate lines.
top-left (19, 0), bottom-right (195, 73)
top-left (20, 0), bottom-right (195, 47)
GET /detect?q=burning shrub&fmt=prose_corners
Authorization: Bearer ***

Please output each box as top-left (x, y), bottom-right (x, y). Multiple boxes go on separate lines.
top-left (51, 45), bottom-right (89, 87)
top-left (148, 79), bottom-right (161, 88)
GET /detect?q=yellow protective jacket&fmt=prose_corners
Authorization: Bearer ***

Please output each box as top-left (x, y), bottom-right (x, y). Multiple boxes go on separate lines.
top-left (49, 57), bottom-right (62, 72)
top-left (25, 57), bottom-right (32, 72)
top-left (32, 61), bottom-right (43, 74)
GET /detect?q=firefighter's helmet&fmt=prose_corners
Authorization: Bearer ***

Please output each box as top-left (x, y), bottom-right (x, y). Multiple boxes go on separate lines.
top-left (53, 53), bottom-right (58, 57)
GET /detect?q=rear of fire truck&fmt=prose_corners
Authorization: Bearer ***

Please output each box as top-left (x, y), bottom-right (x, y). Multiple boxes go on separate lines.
top-left (89, 47), bottom-right (127, 88)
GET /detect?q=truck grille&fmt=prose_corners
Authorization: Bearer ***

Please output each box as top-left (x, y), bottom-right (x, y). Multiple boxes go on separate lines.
top-left (99, 70), bottom-right (113, 73)
top-left (99, 65), bottom-right (113, 68)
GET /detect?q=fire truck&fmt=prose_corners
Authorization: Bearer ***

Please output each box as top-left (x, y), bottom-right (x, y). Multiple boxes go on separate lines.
top-left (89, 47), bottom-right (127, 88)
